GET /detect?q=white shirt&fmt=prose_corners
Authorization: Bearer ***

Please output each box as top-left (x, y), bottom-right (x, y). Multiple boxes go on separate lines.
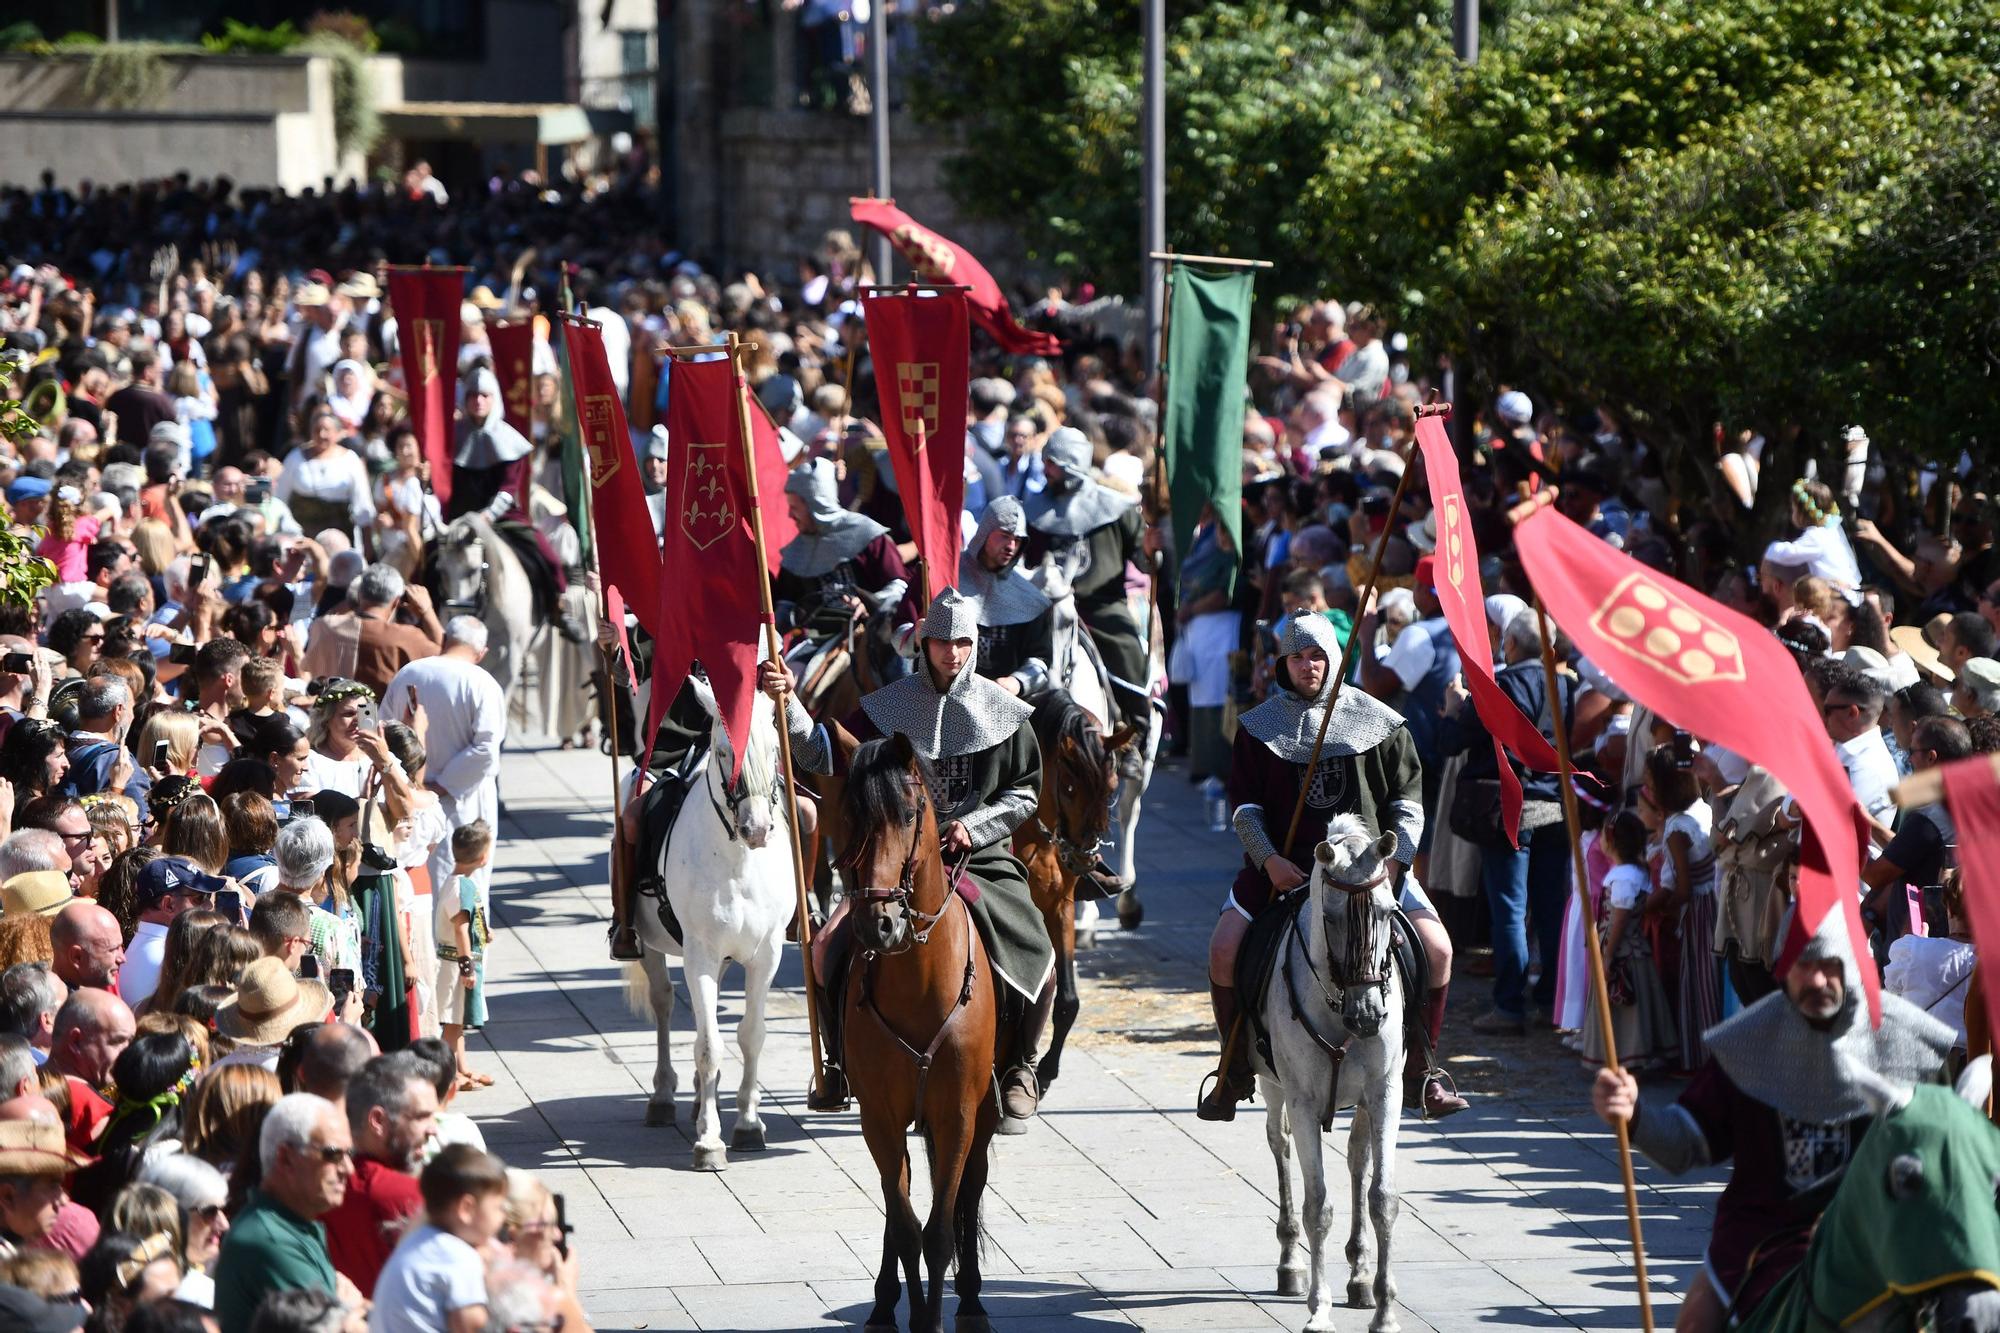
top-left (276, 446), bottom-right (377, 526)
top-left (117, 919), bottom-right (171, 1008)
top-left (1381, 622), bottom-right (1437, 693)
top-left (304, 747), bottom-right (371, 798)
top-left (1885, 934), bottom-right (1976, 1046)
top-left (1837, 728), bottom-right (1901, 827)
top-left (1761, 521), bottom-right (1862, 590)
top-left (370, 1225), bottom-right (487, 1333)
top-left (387, 654), bottom-right (507, 890)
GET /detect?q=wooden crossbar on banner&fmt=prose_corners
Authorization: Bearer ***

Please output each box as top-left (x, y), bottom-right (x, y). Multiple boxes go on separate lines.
top-left (1150, 251), bottom-right (1275, 270)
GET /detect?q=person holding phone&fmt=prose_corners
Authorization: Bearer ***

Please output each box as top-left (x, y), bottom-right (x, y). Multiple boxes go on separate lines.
top-left (303, 680), bottom-right (412, 807)
top-left (300, 564), bottom-right (441, 700)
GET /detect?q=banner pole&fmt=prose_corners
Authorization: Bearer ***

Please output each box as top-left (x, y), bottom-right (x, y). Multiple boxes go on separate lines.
top-left (725, 330), bottom-right (828, 1102)
top-left (1531, 592), bottom-right (1655, 1333)
top-left (1146, 263), bottom-right (1176, 627)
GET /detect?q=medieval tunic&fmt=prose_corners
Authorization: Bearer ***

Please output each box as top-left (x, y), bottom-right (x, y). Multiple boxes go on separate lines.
top-left (1025, 477), bottom-right (1148, 717)
top-left (775, 457), bottom-right (916, 644)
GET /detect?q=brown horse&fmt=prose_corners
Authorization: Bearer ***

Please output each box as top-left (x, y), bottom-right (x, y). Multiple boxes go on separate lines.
top-left (842, 734), bottom-right (1004, 1333)
top-left (1012, 694), bottom-right (1133, 1096)
top-left (798, 630), bottom-right (877, 917)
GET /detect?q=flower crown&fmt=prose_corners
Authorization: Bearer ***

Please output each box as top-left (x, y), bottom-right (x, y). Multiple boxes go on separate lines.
top-left (1792, 478), bottom-right (1839, 525)
top-left (313, 679), bottom-right (377, 711)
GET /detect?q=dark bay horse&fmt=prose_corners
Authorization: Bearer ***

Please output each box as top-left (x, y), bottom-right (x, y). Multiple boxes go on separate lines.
top-left (1012, 694), bottom-right (1133, 1096)
top-left (842, 735), bottom-right (1005, 1333)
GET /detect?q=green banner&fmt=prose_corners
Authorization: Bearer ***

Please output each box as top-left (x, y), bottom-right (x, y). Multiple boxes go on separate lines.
top-left (1163, 264), bottom-right (1254, 572)
top-left (554, 306), bottom-right (593, 566)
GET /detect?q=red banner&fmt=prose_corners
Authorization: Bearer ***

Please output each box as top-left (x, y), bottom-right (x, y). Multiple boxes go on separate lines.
top-left (863, 290), bottom-right (968, 595)
top-left (489, 321), bottom-right (535, 440)
top-left (1939, 754), bottom-right (2000, 1050)
top-left (387, 268), bottom-right (465, 508)
top-left (654, 357), bottom-right (789, 781)
top-left (560, 317), bottom-right (663, 645)
top-left (1515, 501), bottom-right (1881, 1022)
top-left (1415, 416), bottom-right (1562, 846)
top-left (850, 198), bottom-right (1062, 358)
top-left (742, 383), bottom-right (798, 576)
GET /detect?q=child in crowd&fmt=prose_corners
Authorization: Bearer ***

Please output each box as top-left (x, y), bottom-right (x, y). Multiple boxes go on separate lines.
top-left (237, 657), bottom-right (285, 722)
top-left (436, 820), bottom-right (494, 1092)
top-left (1554, 776), bottom-right (1612, 1047)
top-left (1582, 810), bottom-right (1678, 1068)
top-left (1641, 744), bottom-right (1719, 1071)
top-left (370, 1144), bottom-right (507, 1333)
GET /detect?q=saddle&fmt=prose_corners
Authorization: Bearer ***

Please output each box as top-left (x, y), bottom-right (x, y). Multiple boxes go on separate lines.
top-left (634, 736), bottom-right (714, 948)
top-left (1235, 893), bottom-right (1430, 1079)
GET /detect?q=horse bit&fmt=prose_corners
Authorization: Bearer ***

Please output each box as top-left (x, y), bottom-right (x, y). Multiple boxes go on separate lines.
top-left (1283, 865), bottom-right (1393, 1128)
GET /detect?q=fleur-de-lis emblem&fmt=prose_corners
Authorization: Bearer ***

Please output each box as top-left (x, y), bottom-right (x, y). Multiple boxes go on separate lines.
top-left (679, 443), bottom-right (734, 551)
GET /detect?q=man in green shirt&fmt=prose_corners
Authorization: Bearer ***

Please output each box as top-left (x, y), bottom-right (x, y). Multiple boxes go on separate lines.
top-left (213, 1091), bottom-right (356, 1333)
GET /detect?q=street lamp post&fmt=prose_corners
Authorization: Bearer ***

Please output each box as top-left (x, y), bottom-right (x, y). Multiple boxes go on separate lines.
top-left (868, 0), bottom-right (893, 282)
top-left (1141, 0), bottom-right (1165, 370)
top-left (1453, 0), bottom-right (1479, 63)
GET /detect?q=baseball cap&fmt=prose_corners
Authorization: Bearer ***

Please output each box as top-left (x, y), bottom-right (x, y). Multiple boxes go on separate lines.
top-left (135, 855), bottom-right (227, 906)
top-left (5, 475), bottom-right (51, 504)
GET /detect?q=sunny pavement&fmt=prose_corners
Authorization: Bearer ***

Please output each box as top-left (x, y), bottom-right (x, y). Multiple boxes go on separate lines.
top-left (465, 740), bottom-right (1719, 1332)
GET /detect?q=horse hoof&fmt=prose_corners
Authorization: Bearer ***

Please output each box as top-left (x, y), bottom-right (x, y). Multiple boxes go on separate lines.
top-left (955, 1317), bottom-right (992, 1333)
top-left (691, 1143), bottom-right (728, 1172)
top-left (730, 1123), bottom-right (767, 1152)
top-left (1370, 1317), bottom-right (1401, 1333)
top-left (1347, 1281), bottom-right (1372, 1308)
top-left (1116, 889), bottom-right (1143, 930)
top-left (1276, 1267), bottom-right (1306, 1298)
top-left (644, 1101), bottom-right (675, 1127)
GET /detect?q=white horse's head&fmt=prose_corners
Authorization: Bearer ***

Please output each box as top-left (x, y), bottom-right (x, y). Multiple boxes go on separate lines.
top-left (435, 516), bottom-right (487, 612)
top-left (1311, 814), bottom-right (1401, 1039)
top-left (692, 675), bottom-right (780, 850)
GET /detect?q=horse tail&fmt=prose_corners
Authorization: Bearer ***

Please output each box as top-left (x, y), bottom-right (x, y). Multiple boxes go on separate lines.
top-left (622, 961), bottom-right (656, 1020)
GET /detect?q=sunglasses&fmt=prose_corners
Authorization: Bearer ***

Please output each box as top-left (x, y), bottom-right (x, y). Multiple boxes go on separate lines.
top-left (301, 1143), bottom-right (353, 1165)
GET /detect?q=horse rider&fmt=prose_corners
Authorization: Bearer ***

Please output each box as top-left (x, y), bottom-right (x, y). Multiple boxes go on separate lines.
top-left (451, 365), bottom-right (582, 641)
top-left (775, 456), bottom-right (917, 683)
top-left (963, 495), bottom-right (1125, 901)
top-left (1198, 614), bottom-right (1469, 1122)
top-left (764, 587), bottom-right (1058, 1130)
top-left (1023, 427), bottom-right (1152, 777)
top-left (1592, 909), bottom-right (1952, 1331)
top-left (959, 497), bottom-right (1057, 701)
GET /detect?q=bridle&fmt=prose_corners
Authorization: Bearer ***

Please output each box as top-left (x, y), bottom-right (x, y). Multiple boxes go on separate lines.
top-left (1033, 738), bottom-right (1113, 877)
top-left (705, 741), bottom-right (773, 845)
top-left (1291, 864), bottom-right (1395, 1019)
top-left (847, 783), bottom-right (959, 954)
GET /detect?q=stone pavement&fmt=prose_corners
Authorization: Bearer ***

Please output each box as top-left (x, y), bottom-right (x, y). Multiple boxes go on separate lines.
top-left (467, 742), bottom-right (1719, 1332)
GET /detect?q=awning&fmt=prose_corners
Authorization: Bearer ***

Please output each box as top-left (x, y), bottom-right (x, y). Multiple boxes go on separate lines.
top-left (378, 102), bottom-right (594, 146)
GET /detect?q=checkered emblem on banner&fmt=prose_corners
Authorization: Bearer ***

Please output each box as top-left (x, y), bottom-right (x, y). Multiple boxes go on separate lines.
top-left (890, 225), bottom-right (958, 282)
top-left (1590, 572), bottom-right (1746, 686)
top-left (896, 362), bottom-right (942, 444)
top-left (580, 393), bottom-right (623, 489)
top-left (679, 442), bottom-right (735, 551)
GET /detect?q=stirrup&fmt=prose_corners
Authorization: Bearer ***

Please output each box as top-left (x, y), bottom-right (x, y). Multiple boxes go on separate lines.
top-left (607, 924), bottom-right (642, 962)
top-left (1195, 1068), bottom-right (1248, 1122)
top-left (807, 1065), bottom-right (850, 1113)
top-left (1408, 1067), bottom-right (1468, 1121)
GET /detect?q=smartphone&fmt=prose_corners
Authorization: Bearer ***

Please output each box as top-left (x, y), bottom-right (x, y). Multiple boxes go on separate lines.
top-left (151, 739), bottom-right (171, 769)
top-left (214, 888), bottom-right (242, 925)
top-left (189, 555), bottom-right (210, 587)
top-left (1671, 729), bottom-right (1695, 770)
top-left (553, 1193), bottom-right (569, 1259)
top-left (327, 966), bottom-right (355, 995)
top-left (245, 479), bottom-right (270, 505)
top-left (272, 799), bottom-right (292, 822)
top-left (0, 651), bottom-right (32, 674)
top-left (166, 642), bottom-right (199, 667)
top-left (290, 797), bottom-right (315, 823)
top-left (298, 954), bottom-right (321, 981)
top-left (355, 699), bottom-right (378, 732)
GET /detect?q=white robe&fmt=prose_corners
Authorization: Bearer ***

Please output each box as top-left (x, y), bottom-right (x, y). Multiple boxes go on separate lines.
top-left (387, 654), bottom-right (506, 891)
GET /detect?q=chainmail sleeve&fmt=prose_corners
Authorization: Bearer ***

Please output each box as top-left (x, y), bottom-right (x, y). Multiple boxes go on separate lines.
top-left (1234, 802), bottom-right (1277, 868)
top-left (1380, 728), bottom-right (1425, 866)
top-left (784, 696), bottom-right (831, 775)
top-left (956, 726), bottom-right (1040, 850)
top-left (1628, 1099), bottom-right (1712, 1175)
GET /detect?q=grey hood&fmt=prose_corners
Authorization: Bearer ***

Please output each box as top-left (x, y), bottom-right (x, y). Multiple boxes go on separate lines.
top-left (861, 588), bottom-right (1033, 759)
top-left (1238, 613), bottom-right (1403, 762)
top-left (455, 366), bottom-right (533, 468)
top-left (780, 456), bottom-right (889, 576)
top-left (959, 497), bottom-right (1050, 627)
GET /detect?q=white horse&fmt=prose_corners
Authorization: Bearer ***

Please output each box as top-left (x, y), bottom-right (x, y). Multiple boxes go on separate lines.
top-left (433, 506), bottom-right (597, 742)
top-left (1032, 553), bottom-right (1161, 939)
top-left (1258, 814), bottom-right (1406, 1333)
top-left (623, 680), bottom-right (794, 1170)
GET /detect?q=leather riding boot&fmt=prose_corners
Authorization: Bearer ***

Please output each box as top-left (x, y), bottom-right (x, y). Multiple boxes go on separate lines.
top-left (808, 931), bottom-right (851, 1113)
top-left (607, 829), bottom-right (643, 962)
top-left (999, 979), bottom-right (1056, 1133)
top-left (1196, 983), bottom-right (1254, 1122)
top-left (1403, 985), bottom-right (1468, 1119)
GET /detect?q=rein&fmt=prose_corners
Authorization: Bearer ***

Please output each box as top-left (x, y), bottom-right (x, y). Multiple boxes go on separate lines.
top-left (1280, 863), bottom-right (1393, 1132)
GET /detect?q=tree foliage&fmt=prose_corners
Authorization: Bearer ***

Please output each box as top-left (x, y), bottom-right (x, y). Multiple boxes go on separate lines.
top-left (913, 0), bottom-right (2000, 459)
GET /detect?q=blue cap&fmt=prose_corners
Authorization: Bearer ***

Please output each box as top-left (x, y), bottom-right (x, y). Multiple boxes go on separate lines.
top-left (135, 855), bottom-right (227, 905)
top-left (6, 476), bottom-right (51, 504)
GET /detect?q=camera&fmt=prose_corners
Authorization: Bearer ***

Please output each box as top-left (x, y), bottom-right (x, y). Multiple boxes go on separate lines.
top-left (0, 651), bottom-right (33, 674)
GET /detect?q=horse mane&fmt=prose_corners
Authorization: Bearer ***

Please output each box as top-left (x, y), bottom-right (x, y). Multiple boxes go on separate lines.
top-left (845, 736), bottom-right (940, 833)
top-left (1033, 691), bottom-right (1111, 802)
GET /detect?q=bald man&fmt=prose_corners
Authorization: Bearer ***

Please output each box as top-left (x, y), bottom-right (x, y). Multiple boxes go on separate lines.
top-left (47, 987), bottom-right (132, 1153)
top-left (50, 901), bottom-right (123, 992)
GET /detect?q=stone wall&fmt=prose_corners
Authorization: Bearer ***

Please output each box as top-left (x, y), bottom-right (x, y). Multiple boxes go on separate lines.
top-left (710, 107), bottom-right (1019, 280)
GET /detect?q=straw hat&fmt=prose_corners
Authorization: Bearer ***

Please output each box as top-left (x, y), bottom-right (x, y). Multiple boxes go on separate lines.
top-left (1889, 624), bottom-right (1952, 686)
top-left (215, 957), bottom-right (331, 1046)
top-left (467, 285), bottom-right (504, 310)
top-left (293, 283), bottom-right (332, 309)
top-left (0, 1118), bottom-right (92, 1176)
top-left (335, 272), bottom-right (380, 300)
top-left (2, 871), bottom-right (74, 919)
